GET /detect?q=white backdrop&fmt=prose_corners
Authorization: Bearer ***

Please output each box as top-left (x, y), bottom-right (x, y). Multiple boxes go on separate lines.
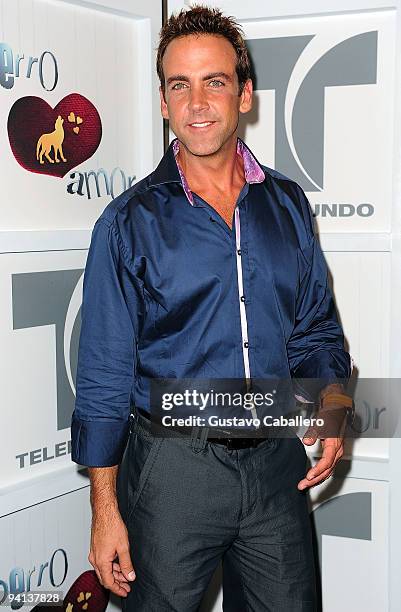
top-left (1, 0), bottom-right (401, 610)
top-left (0, 0), bottom-right (162, 610)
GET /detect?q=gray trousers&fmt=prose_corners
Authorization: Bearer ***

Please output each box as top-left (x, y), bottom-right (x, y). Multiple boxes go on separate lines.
top-left (116, 408), bottom-right (317, 611)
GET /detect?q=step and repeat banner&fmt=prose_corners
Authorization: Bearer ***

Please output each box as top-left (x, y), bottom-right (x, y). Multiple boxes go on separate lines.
top-left (1, 0), bottom-right (399, 610)
top-left (0, 0), bottom-right (162, 610)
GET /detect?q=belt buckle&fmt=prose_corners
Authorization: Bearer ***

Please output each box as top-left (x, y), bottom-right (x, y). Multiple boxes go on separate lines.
top-left (226, 437), bottom-right (249, 449)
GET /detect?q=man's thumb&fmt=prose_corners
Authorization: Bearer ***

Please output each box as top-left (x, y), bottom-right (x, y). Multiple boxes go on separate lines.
top-left (302, 427), bottom-right (317, 445)
top-left (119, 550), bottom-right (136, 581)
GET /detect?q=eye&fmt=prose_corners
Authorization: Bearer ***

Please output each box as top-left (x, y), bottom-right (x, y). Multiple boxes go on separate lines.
top-left (209, 80), bottom-right (224, 87)
top-left (171, 82), bottom-right (188, 90)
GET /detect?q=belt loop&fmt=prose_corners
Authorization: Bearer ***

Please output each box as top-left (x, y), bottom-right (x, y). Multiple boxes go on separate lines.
top-left (190, 425), bottom-right (209, 452)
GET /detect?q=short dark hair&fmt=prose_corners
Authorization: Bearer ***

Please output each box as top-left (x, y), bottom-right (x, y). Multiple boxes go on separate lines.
top-left (157, 5), bottom-right (251, 96)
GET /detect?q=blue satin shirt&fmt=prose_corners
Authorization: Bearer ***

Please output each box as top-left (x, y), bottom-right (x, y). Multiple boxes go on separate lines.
top-left (71, 137), bottom-right (351, 467)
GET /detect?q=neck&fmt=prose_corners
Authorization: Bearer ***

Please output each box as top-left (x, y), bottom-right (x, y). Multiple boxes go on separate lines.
top-left (176, 134), bottom-right (245, 193)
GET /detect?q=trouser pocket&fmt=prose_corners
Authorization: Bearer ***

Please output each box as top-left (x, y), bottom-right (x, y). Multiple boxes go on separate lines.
top-left (125, 425), bottom-right (164, 524)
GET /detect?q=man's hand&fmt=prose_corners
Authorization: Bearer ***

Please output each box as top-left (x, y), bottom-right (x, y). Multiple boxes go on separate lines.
top-left (87, 466), bottom-right (135, 598)
top-left (297, 383), bottom-right (348, 491)
top-left (89, 504), bottom-right (136, 597)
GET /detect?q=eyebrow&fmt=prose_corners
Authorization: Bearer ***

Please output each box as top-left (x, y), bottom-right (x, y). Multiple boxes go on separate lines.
top-left (166, 72), bottom-right (233, 86)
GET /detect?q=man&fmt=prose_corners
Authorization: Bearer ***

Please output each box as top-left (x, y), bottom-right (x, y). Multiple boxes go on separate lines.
top-left (71, 5), bottom-right (353, 611)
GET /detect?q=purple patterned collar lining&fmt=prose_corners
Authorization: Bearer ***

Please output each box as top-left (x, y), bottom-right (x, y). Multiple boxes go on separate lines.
top-left (172, 138), bottom-right (265, 206)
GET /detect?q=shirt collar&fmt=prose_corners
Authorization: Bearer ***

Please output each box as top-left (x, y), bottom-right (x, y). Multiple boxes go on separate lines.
top-left (149, 137), bottom-right (265, 207)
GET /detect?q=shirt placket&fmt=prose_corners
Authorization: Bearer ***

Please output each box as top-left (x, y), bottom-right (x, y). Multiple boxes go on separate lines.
top-left (234, 205), bottom-right (259, 427)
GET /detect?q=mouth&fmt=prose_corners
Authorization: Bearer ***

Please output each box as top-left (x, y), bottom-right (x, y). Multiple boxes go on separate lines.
top-left (188, 121), bottom-right (216, 130)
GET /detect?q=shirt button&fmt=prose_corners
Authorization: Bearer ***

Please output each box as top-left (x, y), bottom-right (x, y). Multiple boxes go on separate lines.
top-left (244, 341), bottom-right (249, 348)
top-left (237, 249), bottom-right (242, 255)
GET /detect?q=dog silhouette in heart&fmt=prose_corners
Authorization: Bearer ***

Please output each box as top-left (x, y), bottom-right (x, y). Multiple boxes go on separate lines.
top-left (36, 115), bottom-right (67, 165)
top-left (8, 93), bottom-right (102, 178)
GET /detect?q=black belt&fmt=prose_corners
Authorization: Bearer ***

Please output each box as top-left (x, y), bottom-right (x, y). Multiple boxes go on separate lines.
top-left (207, 437), bottom-right (268, 449)
top-left (136, 408), bottom-right (269, 449)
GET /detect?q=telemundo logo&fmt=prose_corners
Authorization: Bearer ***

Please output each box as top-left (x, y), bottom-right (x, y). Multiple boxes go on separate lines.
top-left (312, 203), bottom-right (374, 217)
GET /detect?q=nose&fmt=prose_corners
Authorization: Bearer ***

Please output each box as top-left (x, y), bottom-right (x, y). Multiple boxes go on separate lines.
top-left (188, 85), bottom-right (209, 113)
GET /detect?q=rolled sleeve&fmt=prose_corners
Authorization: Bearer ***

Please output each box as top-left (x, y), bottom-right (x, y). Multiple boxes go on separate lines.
top-left (287, 189), bottom-right (352, 401)
top-left (71, 217), bottom-right (142, 467)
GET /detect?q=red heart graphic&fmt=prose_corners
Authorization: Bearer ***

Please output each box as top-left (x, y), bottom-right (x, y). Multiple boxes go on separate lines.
top-left (7, 94), bottom-right (102, 178)
top-left (30, 569), bottom-right (109, 611)
top-left (63, 569), bottom-right (109, 611)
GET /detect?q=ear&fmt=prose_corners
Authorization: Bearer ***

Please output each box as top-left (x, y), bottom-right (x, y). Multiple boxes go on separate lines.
top-left (239, 78), bottom-right (253, 115)
top-left (159, 86), bottom-right (169, 120)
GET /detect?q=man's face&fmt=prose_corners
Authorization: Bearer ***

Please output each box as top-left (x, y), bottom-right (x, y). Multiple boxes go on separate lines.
top-left (160, 34), bottom-right (252, 157)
